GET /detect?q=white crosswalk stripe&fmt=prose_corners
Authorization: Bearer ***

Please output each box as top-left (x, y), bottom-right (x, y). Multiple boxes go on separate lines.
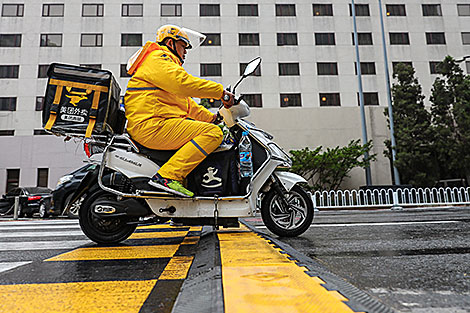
top-left (0, 219), bottom-right (91, 273)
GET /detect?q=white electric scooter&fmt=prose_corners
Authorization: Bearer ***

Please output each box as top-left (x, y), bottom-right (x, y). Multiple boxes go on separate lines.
top-left (71, 57), bottom-right (314, 244)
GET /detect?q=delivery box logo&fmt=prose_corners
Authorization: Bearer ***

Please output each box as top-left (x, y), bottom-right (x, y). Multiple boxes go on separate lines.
top-left (65, 87), bottom-right (92, 106)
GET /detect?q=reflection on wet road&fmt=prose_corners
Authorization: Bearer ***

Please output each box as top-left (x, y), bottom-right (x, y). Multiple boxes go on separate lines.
top-left (247, 207), bottom-right (470, 312)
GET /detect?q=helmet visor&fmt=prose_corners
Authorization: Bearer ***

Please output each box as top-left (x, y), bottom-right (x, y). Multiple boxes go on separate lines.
top-left (179, 27), bottom-right (206, 50)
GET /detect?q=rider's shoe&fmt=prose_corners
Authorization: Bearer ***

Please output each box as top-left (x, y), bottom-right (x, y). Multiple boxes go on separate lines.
top-left (149, 174), bottom-right (194, 198)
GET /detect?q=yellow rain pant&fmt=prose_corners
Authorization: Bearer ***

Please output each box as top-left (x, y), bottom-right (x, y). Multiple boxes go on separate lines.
top-left (135, 118), bottom-right (223, 181)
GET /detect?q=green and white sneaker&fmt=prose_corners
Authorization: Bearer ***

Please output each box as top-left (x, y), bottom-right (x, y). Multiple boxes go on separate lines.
top-left (149, 174), bottom-right (194, 198)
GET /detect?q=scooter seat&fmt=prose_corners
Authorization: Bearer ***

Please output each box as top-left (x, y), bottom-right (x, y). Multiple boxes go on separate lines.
top-left (131, 139), bottom-right (178, 167)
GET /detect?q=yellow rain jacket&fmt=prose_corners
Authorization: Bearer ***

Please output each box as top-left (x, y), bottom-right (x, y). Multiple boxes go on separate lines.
top-left (124, 42), bottom-right (225, 181)
top-left (125, 42), bottom-right (224, 140)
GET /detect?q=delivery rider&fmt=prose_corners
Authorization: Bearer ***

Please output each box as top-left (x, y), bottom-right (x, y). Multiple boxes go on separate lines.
top-left (124, 25), bottom-right (234, 197)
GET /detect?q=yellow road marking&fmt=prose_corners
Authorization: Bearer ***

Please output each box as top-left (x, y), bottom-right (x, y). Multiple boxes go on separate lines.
top-left (219, 232), bottom-right (357, 313)
top-left (46, 245), bottom-right (180, 261)
top-left (158, 256), bottom-right (194, 280)
top-left (181, 236), bottom-right (200, 245)
top-left (129, 231), bottom-right (188, 239)
top-left (0, 280), bottom-right (157, 313)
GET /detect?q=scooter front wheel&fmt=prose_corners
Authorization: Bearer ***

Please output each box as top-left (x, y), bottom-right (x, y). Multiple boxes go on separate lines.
top-left (261, 185), bottom-right (314, 237)
top-left (79, 190), bottom-right (137, 244)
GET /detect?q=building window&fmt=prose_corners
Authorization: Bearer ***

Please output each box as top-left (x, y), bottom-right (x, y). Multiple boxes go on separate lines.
top-left (201, 63), bottom-right (221, 76)
top-left (426, 32), bottom-right (446, 45)
top-left (355, 62), bottom-right (376, 75)
top-left (240, 63), bottom-right (261, 76)
top-left (422, 4), bottom-right (442, 16)
top-left (349, 4), bottom-right (370, 16)
top-left (279, 63), bottom-right (300, 76)
top-left (0, 97), bottom-right (17, 111)
top-left (121, 34), bottom-right (142, 47)
top-left (319, 93), bottom-right (340, 106)
top-left (80, 64), bottom-right (102, 70)
top-left (36, 96), bottom-right (44, 111)
top-left (352, 32), bottom-right (373, 45)
top-left (0, 130), bottom-right (15, 137)
top-left (161, 4), bottom-right (181, 16)
top-left (239, 33), bottom-right (259, 46)
top-left (392, 62), bottom-right (413, 73)
top-left (277, 33), bottom-right (298, 46)
top-left (389, 32), bottom-right (410, 45)
top-left (242, 94), bottom-right (262, 107)
top-left (42, 4), bottom-right (64, 17)
top-left (315, 33), bottom-right (335, 45)
top-left (466, 61), bottom-right (470, 74)
top-left (429, 61), bottom-right (441, 74)
top-left (40, 34), bottom-right (62, 47)
top-left (202, 33), bottom-right (221, 46)
top-left (0, 34), bottom-right (21, 47)
top-left (200, 4), bottom-right (220, 16)
top-left (38, 65), bottom-right (49, 78)
top-left (6, 169), bottom-right (20, 193)
top-left (238, 4), bottom-right (258, 16)
top-left (37, 168), bottom-right (49, 187)
top-left (358, 92), bottom-right (379, 106)
top-left (280, 94), bottom-right (301, 107)
top-left (317, 62), bottom-right (338, 75)
top-left (81, 34), bottom-right (102, 47)
top-left (2, 4), bottom-right (24, 17)
top-left (276, 4), bottom-right (296, 16)
top-left (122, 4), bottom-right (143, 17)
top-left (0, 65), bottom-right (19, 79)
top-left (120, 64), bottom-right (131, 78)
top-left (386, 4), bottom-right (406, 16)
top-left (34, 129), bottom-right (50, 135)
top-left (457, 4), bottom-right (470, 16)
top-left (462, 32), bottom-right (470, 45)
top-left (313, 4), bottom-right (333, 16)
top-left (82, 4), bottom-right (103, 17)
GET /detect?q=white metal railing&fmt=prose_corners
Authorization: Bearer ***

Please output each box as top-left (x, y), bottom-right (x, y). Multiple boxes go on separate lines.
top-left (312, 187), bottom-right (470, 210)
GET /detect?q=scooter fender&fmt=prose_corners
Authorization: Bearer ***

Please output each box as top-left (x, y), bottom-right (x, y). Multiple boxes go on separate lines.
top-left (65, 166), bottom-right (100, 211)
top-left (273, 171), bottom-right (308, 192)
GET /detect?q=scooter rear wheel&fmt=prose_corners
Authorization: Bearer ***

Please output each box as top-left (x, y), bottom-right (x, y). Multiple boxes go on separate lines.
top-left (261, 185), bottom-right (314, 237)
top-left (79, 190), bottom-right (137, 244)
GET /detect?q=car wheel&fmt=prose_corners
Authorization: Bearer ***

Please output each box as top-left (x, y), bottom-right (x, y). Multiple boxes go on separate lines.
top-left (64, 193), bottom-right (84, 219)
top-left (16, 204), bottom-right (24, 218)
top-left (39, 202), bottom-right (49, 218)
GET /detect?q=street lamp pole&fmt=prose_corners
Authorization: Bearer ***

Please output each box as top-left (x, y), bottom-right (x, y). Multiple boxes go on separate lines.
top-left (352, 0), bottom-right (372, 186)
top-left (378, 0), bottom-right (401, 185)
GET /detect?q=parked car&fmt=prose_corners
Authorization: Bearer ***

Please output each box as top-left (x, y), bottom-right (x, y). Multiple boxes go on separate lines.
top-left (0, 187), bottom-right (52, 218)
top-left (52, 163), bottom-right (98, 218)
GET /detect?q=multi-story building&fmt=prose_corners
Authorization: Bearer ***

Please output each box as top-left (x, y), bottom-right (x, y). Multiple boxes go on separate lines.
top-left (1, 0), bottom-right (469, 193)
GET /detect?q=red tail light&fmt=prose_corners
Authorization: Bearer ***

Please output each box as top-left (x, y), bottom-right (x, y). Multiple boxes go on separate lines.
top-left (28, 196), bottom-right (42, 201)
top-left (84, 142), bottom-right (91, 158)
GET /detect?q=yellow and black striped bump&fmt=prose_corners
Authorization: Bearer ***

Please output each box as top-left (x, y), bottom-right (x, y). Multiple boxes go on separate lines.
top-left (0, 223), bottom-right (363, 313)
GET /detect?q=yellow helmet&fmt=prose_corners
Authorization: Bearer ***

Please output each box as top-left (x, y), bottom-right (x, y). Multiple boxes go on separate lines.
top-left (156, 25), bottom-right (192, 49)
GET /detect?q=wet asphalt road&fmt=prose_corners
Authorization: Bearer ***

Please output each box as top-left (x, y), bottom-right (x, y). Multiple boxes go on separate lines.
top-left (246, 207), bottom-right (470, 312)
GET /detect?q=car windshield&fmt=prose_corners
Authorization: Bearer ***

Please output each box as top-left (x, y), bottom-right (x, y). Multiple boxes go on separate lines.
top-left (24, 187), bottom-right (52, 195)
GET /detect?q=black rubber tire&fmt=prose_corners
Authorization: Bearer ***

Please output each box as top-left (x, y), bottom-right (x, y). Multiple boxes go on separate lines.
top-left (79, 190), bottom-right (137, 244)
top-left (17, 204), bottom-right (24, 218)
top-left (261, 185), bottom-right (314, 237)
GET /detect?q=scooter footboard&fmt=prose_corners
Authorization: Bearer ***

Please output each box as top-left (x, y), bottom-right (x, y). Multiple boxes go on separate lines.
top-left (145, 198), bottom-right (251, 218)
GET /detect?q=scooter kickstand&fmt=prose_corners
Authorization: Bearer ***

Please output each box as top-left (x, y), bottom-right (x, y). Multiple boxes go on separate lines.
top-left (213, 195), bottom-right (219, 231)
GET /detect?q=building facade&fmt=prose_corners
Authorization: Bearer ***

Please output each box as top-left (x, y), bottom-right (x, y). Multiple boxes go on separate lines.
top-left (1, 0), bottom-right (469, 192)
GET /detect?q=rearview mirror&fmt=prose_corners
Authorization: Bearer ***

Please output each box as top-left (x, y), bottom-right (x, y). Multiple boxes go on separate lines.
top-left (243, 57), bottom-right (261, 77)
